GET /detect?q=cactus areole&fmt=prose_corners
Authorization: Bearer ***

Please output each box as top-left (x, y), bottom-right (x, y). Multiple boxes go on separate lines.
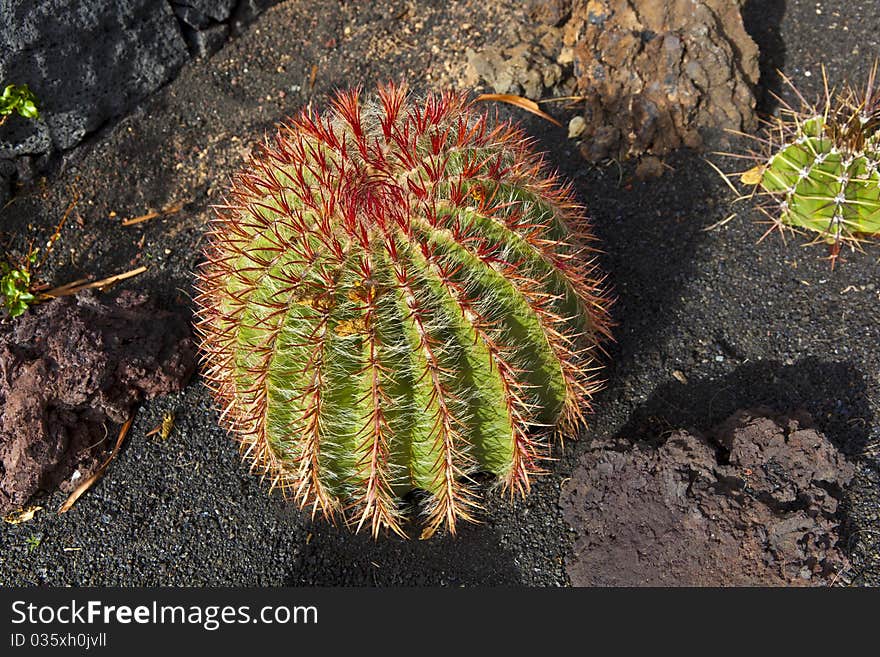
top-left (194, 85), bottom-right (610, 538)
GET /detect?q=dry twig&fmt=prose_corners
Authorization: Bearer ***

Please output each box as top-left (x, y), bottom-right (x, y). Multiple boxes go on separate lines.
top-left (39, 266), bottom-right (147, 299)
top-left (58, 413), bottom-right (135, 514)
top-left (121, 201), bottom-right (184, 227)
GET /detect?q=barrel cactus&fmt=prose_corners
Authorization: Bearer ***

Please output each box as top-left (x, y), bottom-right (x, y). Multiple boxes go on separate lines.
top-left (194, 84), bottom-right (610, 538)
top-left (738, 63), bottom-right (880, 263)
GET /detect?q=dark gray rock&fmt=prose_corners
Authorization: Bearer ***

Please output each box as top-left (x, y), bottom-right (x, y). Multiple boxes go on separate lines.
top-left (171, 1), bottom-right (238, 30)
top-left (0, 0), bottom-right (189, 157)
top-left (0, 0), bottom-right (282, 203)
top-left (182, 22), bottom-right (232, 59)
top-left (172, 1), bottom-right (283, 57)
top-left (231, 0), bottom-right (281, 35)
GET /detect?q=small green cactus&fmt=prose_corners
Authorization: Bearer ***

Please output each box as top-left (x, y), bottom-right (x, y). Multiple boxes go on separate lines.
top-left (738, 63), bottom-right (880, 263)
top-left (194, 84), bottom-right (610, 538)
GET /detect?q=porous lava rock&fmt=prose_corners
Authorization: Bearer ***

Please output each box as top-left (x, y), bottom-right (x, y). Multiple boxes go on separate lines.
top-left (171, 1), bottom-right (281, 57)
top-left (565, 0), bottom-right (759, 164)
top-left (171, 0), bottom-right (239, 29)
top-left (561, 409), bottom-right (855, 586)
top-left (462, 22), bottom-right (576, 100)
top-left (0, 0), bottom-right (189, 158)
top-left (0, 290), bottom-right (196, 514)
top-left (527, 0), bottom-right (572, 27)
top-left (0, 0), bottom-right (281, 206)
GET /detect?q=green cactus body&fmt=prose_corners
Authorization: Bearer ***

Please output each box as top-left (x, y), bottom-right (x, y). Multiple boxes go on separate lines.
top-left (740, 63), bottom-right (880, 259)
top-left (760, 116), bottom-right (880, 240)
top-left (195, 85), bottom-right (610, 538)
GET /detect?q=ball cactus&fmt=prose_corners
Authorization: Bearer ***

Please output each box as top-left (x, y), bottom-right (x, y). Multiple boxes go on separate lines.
top-left (738, 63), bottom-right (880, 264)
top-left (194, 84), bottom-right (610, 538)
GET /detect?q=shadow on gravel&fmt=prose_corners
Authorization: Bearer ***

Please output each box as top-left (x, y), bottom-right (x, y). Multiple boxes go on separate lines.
top-left (614, 357), bottom-right (873, 457)
top-left (286, 522), bottom-right (523, 585)
top-left (742, 0), bottom-right (787, 115)
top-left (559, 147), bottom-right (724, 385)
top-left (520, 116), bottom-right (738, 450)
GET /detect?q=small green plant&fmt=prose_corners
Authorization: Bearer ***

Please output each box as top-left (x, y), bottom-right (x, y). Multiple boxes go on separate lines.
top-left (0, 249), bottom-right (38, 318)
top-left (24, 534), bottom-right (42, 553)
top-left (195, 84), bottom-right (611, 538)
top-left (734, 62), bottom-right (880, 265)
top-left (0, 83), bottom-right (40, 126)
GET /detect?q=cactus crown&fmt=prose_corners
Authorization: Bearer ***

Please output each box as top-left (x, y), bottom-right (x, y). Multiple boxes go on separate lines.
top-left (739, 62), bottom-right (880, 262)
top-left (194, 84), bottom-right (610, 538)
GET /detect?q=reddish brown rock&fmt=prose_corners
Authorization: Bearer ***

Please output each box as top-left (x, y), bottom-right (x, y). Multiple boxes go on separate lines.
top-left (565, 0), bottom-right (759, 165)
top-left (0, 290), bottom-right (196, 514)
top-left (561, 409), bottom-right (855, 586)
top-left (526, 0), bottom-right (572, 26)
